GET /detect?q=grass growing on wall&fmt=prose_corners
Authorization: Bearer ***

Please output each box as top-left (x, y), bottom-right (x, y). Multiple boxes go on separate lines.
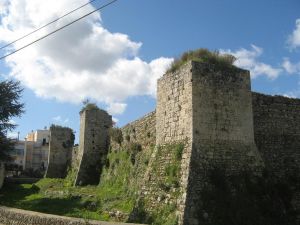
top-left (130, 142), bottom-right (185, 225)
top-left (167, 48), bottom-right (236, 73)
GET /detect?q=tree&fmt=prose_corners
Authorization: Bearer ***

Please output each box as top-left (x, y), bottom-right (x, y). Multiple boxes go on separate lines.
top-left (0, 80), bottom-right (24, 161)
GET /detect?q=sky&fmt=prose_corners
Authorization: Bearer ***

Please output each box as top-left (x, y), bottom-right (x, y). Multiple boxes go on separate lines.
top-left (0, 0), bottom-right (299, 143)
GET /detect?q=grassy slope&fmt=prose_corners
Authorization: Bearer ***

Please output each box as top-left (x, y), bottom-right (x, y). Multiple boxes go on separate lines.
top-left (0, 143), bottom-right (153, 222)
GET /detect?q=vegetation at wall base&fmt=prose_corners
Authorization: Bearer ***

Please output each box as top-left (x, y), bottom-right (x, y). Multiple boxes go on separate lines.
top-left (128, 142), bottom-right (184, 225)
top-left (167, 48), bottom-right (237, 73)
top-left (0, 141), bottom-right (153, 223)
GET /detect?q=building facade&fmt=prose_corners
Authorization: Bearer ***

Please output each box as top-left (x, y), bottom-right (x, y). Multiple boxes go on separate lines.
top-left (23, 129), bottom-right (50, 172)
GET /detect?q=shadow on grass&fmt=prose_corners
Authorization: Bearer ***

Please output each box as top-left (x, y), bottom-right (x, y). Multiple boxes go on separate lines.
top-left (23, 197), bottom-right (85, 216)
top-left (0, 183), bottom-right (85, 217)
top-left (0, 183), bottom-right (39, 204)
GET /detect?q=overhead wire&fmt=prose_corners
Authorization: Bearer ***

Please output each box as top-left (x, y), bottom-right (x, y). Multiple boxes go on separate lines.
top-left (0, 0), bottom-right (99, 50)
top-left (0, 0), bottom-right (118, 60)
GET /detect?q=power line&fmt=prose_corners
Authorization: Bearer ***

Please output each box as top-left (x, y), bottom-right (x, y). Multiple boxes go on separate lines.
top-left (0, 0), bottom-right (118, 61)
top-left (0, 0), bottom-right (99, 50)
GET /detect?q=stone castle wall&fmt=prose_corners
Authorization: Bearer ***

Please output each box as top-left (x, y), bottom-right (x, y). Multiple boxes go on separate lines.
top-left (252, 92), bottom-right (300, 177)
top-left (71, 145), bottom-right (80, 169)
top-left (122, 111), bottom-right (156, 147)
top-left (156, 63), bottom-right (193, 145)
top-left (156, 62), bottom-right (195, 223)
top-left (75, 108), bottom-right (112, 186)
top-left (136, 63), bottom-right (193, 218)
top-left (252, 92), bottom-right (300, 214)
top-left (45, 126), bottom-right (74, 178)
top-left (125, 61), bottom-right (300, 225)
top-left (183, 62), bottom-right (263, 225)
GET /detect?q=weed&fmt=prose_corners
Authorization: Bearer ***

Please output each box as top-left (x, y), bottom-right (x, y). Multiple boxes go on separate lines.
top-left (167, 48), bottom-right (236, 73)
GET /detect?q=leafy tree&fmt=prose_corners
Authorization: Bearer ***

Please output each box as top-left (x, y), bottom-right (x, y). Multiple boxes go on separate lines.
top-left (0, 80), bottom-right (24, 161)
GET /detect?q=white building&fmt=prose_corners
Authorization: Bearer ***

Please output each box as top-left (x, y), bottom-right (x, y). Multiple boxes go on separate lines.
top-left (23, 129), bottom-right (50, 171)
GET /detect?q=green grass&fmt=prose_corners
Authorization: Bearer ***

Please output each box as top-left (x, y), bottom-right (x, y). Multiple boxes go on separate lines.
top-left (167, 48), bottom-right (236, 73)
top-left (0, 181), bottom-right (123, 221)
top-left (0, 143), bottom-right (180, 224)
top-left (0, 143), bottom-right (152, 222)
top-left (0, 182), bottom-right (99, 219)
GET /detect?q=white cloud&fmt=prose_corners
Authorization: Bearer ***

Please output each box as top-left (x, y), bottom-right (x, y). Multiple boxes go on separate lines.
top-left (112, 117), bottom-right (119, 123)
top-left (107, 102), bottom-right (127, 115)
top-left (0, 1), bottom-right (9, 15)
top-left (220, 45), bottom-right (281, 79)
top-left (9, 119), bottom-right (16, 125)
top-left (283, 90), bottom-right (300, 99)
top-left (52, 116), bottom-right (62, 122)
top-left (287, 18), bottom-right (300, 50)
top-left (282, 58), bottom-right (300, 74)
top-left (7, 132), bottom-right (18, 139)
top-left (52, 115), bottom-right (69, 124)
top-left (0, 0), bottom-right (173, 115)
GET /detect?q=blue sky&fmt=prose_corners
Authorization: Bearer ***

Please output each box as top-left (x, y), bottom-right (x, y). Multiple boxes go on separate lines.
top-left (0, 0), bottom-right (299, 143)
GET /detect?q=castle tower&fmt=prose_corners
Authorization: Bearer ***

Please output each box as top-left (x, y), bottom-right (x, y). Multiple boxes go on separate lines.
top-left (45, 126), bottom-right (74, 178)
top-left (74, 106), bottom-right (112, 186)
top-left (156, 61), bottom-right (264, 225)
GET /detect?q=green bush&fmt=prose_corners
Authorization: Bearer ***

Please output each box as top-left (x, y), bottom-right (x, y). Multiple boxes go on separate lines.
top-left (109, 127), bottom-right (123, 145)
top-left (174, 143), bottom-right (184, 160)
top-left (80, 103), bottom-right (99, 112)
top-left (127, 142), bottom-right (142, 165)
top-left (167, 48), bottom-right (236, 73)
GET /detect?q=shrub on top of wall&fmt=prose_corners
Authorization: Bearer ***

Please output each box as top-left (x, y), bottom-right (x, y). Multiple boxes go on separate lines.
top-left (167, 48), bottom-right (236, 73)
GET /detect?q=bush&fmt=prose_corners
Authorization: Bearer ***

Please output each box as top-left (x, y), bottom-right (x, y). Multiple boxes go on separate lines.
top-left (128, 142), bottom-right (142, 165)
top-left (81, 103), bottom-right (99, 111)
top-left (174, 143), bottom-right (184, 160)
top-left (109, 128), bottom-right (123, 145)
top-left (167, 48), bottom-right (236, 73)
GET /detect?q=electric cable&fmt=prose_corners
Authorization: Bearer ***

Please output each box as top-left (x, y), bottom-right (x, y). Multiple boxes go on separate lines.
top-left (0, 0), bottom-right (99, 50)
top-left (0, 0), bottom-right (118, 60)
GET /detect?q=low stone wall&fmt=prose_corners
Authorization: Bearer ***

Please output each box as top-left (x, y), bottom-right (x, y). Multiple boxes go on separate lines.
top-left (0, 206), bottom-right (144, 225)
top-left (0, 163), bottom-right (5, 189)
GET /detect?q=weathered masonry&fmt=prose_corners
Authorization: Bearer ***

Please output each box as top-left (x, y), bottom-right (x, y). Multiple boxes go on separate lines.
top-left (75, 107), bottom-right (112, 186)
top-left (252, 93), bottom-right (300, 215)
top-left (45, 126), bottom-right (74, 179)
top-left (156, 61), bottom-right (264, 224)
